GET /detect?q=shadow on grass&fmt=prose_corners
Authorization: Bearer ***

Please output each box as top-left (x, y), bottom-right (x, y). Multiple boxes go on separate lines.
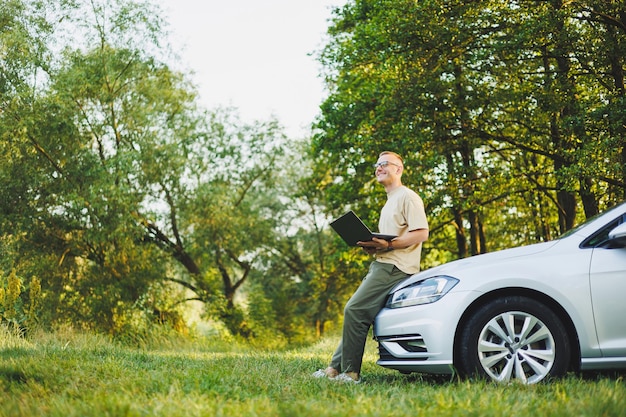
top-left (368, 368), bottom-right (626, 386)
top-left (0, 347), bottom-right (35, 360)
top-left (579, 369), bottom-right (626, 381)
top-left (0, 364), bottom-right (46, 388)
top-left (367, 371), bottom-right (457, 386)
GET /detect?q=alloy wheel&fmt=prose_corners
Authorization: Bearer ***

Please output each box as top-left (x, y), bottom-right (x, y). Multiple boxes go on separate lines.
top-left (477, 310), bottom-right (556, 383)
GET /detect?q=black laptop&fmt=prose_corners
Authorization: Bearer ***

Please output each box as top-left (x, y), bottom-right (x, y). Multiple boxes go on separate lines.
top-left (330, 210), bottom-right (397, 246)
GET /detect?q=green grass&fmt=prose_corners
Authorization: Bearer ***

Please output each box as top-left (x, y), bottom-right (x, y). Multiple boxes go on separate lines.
top-left (1, 326), bottom-right (625, 417)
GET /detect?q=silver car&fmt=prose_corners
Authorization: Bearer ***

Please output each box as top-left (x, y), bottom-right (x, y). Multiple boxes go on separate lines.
top-left (374, 201), bottom-right (626, 384)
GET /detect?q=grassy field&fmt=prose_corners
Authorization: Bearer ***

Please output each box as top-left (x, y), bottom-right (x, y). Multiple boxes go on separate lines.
top-left (0, 326), bottom-right (625, 417)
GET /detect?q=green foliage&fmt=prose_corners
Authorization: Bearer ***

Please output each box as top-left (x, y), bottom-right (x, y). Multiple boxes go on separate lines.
top-left (313, 0), bottom-right (626, 261)
top-left (1, 0), bottom-right (337, 341)
top-left (4, 0), bottom-right (624, 347)
top-left (0, 270), bottom-right (40, 330)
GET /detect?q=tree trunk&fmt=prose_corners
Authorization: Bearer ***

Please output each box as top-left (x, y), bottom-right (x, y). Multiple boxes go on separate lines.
top-left (453, 206), bottom-right (468, 258)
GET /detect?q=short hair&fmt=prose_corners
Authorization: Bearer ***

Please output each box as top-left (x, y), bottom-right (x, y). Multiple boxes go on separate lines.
top-left (379, 151), bottom-right (404, 166)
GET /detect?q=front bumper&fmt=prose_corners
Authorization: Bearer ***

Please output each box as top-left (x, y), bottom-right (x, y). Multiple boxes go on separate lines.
top-left (373, 291), bottom-right (472, 375)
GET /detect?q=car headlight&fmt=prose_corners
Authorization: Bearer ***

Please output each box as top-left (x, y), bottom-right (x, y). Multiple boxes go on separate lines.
top-left (386, 276), bottom-right (459, 308)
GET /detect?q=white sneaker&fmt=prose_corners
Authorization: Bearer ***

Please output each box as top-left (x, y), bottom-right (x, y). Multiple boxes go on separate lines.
top-left (312, 368), bottom-right (341, 380)
top-left (334, 373), bottom-right (361, 384)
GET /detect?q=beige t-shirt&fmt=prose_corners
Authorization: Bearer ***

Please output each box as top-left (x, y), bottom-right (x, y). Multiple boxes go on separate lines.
top-left (375, 185), bottom-right (428, 274)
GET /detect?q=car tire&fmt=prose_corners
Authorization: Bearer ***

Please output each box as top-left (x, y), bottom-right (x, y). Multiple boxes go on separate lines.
top-left (457, 295), bottom-right (570, 384)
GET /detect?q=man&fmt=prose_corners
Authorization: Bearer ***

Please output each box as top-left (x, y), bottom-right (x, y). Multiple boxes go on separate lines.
top-left (313, 151), bottom-right (429, 384)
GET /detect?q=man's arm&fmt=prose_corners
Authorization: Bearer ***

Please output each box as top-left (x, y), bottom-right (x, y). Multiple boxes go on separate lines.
top-left (388, 228), bottom-right (429, 249)
top-left (358, 228), bottom-right (429, 253)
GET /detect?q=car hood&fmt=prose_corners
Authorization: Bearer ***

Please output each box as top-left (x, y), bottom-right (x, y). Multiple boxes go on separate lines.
top-left (396, 239), bottom-right (561, 289)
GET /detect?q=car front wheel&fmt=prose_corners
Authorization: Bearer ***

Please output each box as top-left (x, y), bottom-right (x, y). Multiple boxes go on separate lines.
top-left (457, 296), bottom-right (570, 384)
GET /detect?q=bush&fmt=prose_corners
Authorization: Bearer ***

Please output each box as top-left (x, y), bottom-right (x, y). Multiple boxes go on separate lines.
top-left (0, 269), bottom-right (41, 332)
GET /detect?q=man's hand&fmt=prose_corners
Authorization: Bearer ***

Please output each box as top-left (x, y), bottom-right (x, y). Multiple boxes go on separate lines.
top-left (357, 237), bottom-right (390, 254)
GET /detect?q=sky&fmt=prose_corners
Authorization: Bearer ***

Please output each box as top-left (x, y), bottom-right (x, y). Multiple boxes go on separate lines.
top-left (158, 0), bottom-right (346, 139)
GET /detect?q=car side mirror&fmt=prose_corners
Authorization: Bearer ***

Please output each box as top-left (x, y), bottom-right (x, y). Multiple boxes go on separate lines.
top-left (607, 223), bottom-right (626, 248)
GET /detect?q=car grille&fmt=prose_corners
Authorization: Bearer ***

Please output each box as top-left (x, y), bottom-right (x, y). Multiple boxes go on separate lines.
top-left (377, 334), bottom-right (428, 361)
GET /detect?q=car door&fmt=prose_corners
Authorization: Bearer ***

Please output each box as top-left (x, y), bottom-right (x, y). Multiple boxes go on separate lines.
top-left (589, 233), bottom-right (626, 356)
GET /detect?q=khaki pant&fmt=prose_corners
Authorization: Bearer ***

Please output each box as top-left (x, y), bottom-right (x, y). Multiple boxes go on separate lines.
top-left (329, 261), bottom-right (410, 375)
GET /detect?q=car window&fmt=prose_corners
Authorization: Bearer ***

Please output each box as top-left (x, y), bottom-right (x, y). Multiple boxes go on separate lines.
top-left (581, 213), bottom-right (626, 248)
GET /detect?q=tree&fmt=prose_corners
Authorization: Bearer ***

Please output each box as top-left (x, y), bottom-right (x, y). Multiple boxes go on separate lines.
top-left (312, 0), bottom-right (626, 263)
top-left (0, 0), bottom-right (65, 327)
top-left (0, 0), bottom-right (303, 338)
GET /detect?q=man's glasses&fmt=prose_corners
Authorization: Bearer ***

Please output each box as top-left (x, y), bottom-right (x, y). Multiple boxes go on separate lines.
top-left (373, 160), bottom-right (401, 169)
